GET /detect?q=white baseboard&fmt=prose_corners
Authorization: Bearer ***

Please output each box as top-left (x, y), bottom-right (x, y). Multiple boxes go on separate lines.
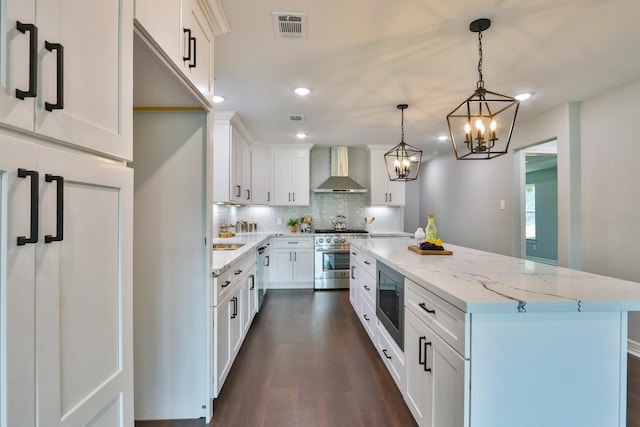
top-left (628, 339), bottom-right (640, 358)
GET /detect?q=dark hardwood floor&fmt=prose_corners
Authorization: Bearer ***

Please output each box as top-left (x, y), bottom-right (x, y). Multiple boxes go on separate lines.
top-left (136, 289), bottom-right (416, 427)
top-left (136, 290), bottom-right (640, 427)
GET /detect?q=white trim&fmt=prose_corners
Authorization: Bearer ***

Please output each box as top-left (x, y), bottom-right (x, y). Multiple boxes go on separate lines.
top-left (628, 339), bottom-right (640, 358)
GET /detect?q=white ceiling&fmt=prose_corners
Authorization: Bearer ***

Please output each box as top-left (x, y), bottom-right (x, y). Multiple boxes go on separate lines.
top-left (213, 0), bottom-right (640, 160)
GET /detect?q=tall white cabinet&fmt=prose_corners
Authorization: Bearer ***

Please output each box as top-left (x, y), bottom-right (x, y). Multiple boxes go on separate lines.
top-left (271, 145), bottom-right (312, 206)
top-left (0, 2), bottom-right (134, 424)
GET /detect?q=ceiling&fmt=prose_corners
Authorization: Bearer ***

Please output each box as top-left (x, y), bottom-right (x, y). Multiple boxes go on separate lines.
top-left (213, 0), bottom-right (640, 161)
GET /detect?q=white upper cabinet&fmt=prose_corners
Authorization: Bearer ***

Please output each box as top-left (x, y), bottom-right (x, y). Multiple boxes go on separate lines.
top-left (367, 145), bottom-right (405, 206)
top-left (251, 145), bottom-right (272, 205)
top-left (0, 0), bottom-right (133, 160)
top-left (271, 145), bottom-right (312, 206)
top-left (214, 111), bottom-right (252, 205)
top-left (135, 0), bottom-right (227, 106)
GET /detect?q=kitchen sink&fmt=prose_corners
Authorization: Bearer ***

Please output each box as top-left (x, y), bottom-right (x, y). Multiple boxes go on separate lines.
top-left (212, 243), bottom-right (245, 251)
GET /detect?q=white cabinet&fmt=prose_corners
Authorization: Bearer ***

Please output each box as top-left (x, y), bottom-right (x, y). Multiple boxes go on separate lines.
top-left (134, 0), bottom-right (217, 104)
top-left (0, 0), bottom-right (133, 160)
top-left (213, 251), bottom-right (257, 397)
top-left (270, 237), bottom-right (314, 288)
top-left (405, 309), bottom-right (466, 427)
top-left (350, 248), bottom-right (377, 342)
top-left (0, 136), bottom-right (133, 427)
top-left (367, 145), bottom-right (405, 206)
top-left (251, 145), bottom-right (272, 205)
top-left (271, 146), bottom-right (312, 206)
top-left (214, 111), bottom-right (252, 204)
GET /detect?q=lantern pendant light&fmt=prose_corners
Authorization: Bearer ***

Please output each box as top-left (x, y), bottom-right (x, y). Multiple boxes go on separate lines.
top-left (447, 18), bottom-right (519, 160)
top-left (385, 104), bottom-right (422, 181)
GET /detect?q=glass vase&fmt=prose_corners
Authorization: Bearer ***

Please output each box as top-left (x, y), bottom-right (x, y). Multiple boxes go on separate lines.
top-left (426, 215), bottom-right (437, 241)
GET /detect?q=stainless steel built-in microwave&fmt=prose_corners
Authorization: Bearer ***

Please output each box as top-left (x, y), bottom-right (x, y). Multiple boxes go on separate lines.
top-left (376, 261), bottom-right (404, 351)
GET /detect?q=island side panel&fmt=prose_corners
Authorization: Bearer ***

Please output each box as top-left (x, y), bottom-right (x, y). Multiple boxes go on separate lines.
top-left (469, 311), bottom-right (627, 427)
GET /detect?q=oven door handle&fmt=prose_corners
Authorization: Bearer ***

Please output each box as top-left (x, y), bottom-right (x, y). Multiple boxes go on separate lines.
top-left (315, 249), bottom-right (350, 254)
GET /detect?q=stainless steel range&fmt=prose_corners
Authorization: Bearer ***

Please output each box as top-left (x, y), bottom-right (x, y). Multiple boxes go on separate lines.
top-left (314, 229), bottom-right (369, 290)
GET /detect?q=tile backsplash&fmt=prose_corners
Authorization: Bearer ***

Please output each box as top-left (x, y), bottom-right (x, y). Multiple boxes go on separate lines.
top-left (213, 146), bottom-right (404, 233)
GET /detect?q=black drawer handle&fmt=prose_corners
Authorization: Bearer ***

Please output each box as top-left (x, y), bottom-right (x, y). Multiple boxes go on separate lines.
top-left (17, 168), bottom-right (39, 245)
top-left (44, 174), bottom-right (64, 243)
top-left (382, 349), bottom-right (392, 360)
top-left (364, 260), bottom-right (371, 265)
top-left (44, 41), bottom-right (64, 111)
top-left (189, 35), bottom-right (196, 68)
top-left (183, 28), bottom-right (192, 62)
top-left (419, 302), bottom-right (436, 314)
top-left (418, 336), bottom-right (426, 367)
top-left (235, 270), bottom-right (242, 275)
top-left (267, 191), bottom-right (270, 202)
top-left (363, 285), bottom-right (370, 291)
top-left (15, 22), bottom-right (38, 100)
top-left (363, 314), bottom-right (370, 321)
top-left (250, 274), bottom-right (255, 290)
top-left (351, 266), bottom-right (356, 279)
top-left (246, 189), bottom-right (250, 200)
top-left (424, 341), bottom-right (432, 372)
top-left (236, 185), bottom-right (241, 198)
top-left (221, 280), bottom-right (231, 288)
top-left (351, 251), bottom-right (356, 255)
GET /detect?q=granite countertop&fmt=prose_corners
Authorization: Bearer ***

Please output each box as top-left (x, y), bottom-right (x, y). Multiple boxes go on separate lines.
top-left (211, 232), bottom-right (314, 276)
top-left (351, 237), bottom-right (640, 314)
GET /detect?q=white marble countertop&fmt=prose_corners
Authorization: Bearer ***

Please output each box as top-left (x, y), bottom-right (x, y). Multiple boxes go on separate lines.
top-left (351, 237), bottom-right (640, 313)
top-left (211, 232), bottom-right (314, 276)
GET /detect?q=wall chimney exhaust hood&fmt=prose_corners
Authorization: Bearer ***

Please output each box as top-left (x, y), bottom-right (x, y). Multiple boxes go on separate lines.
top-left (314, 146), bottom-right (367, 193)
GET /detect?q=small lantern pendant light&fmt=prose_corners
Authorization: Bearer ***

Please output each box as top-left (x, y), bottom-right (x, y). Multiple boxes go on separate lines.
top-left (385, 104), bottom-right (422, 181)
top-left (447, 18), bottom-right (519, 160)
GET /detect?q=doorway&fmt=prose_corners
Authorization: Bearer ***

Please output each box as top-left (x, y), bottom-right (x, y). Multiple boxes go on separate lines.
top-left (522, 140), bottom-right (558, 265)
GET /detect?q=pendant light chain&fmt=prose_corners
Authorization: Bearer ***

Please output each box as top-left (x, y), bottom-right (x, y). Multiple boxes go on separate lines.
top-left (400, 107), bottom-right (405, 143)
top-left (476, 31), bottom-right (484, 90)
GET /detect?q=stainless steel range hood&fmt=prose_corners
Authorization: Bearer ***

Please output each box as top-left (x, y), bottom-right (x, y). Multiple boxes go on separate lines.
top-left (314, 146), bottom-right (367, 193)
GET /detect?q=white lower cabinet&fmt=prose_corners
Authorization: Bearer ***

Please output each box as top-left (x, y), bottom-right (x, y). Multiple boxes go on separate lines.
top-left (270, 237), bottom-right (314, 288)
top-left (376, 321), bottom-right (405, 391)
top-left (1, 135), bottom-right (134, 426)
top-left (213, 252), bottom-right (257, 397)
top-left (405, 309), bottom-right (466, 427)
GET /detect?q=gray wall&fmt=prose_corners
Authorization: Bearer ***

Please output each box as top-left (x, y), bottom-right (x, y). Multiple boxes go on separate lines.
top-left (419, 78), bottom-right (640, 341)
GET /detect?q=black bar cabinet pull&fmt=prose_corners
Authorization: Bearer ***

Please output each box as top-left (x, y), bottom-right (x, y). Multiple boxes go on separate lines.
top-left (418, 302), bottom-right (436, 314)
top-left (363, 314), bottom-right (370, 321)
top-left (182, 29), bottom-right (192, 61)
top-left (363, 285), bottom-right (370, 291)
top-left (351, 266), bottom-right (355, 279)
top-left (44, 41), bottom-right (64, 111)
top-left (230, 297), bottom-right (236, 319)
top-left (265, 255), bottom-right (270, 267)
top-left (221, 280), bottom-right (231, 288)
top-left (250, 274), bottom-right (255, 290)
top-left (17, 168), bottom-right (39, 245)
top-left (44, 174), bottom-right (64, 243)
top-left (364, 260), bottom-right (371, 265)
top-left (292, 193), bottom-right (295, 202)
top-left (424, 341), bottom-right (432, 372)
top-left (351, 251), bottom-right (356, 255)
top-left (246, 189), bottom-right (250, 200)
top-left (267, 192), bottom-right (270, 202)
top-left (236, 185), bottom-right (241, 198)
top-left (233, 297), bottom-right (238, 317)
top-left (418, 336), bottom-right (426, 367)
top-left (235, 269), bottom-right (242, 275)
top-left (382, 349), bottom-right (392, 360)
top-left (189, 35), bottom-right (196, 68)
top-left (15, 22), bottom-right (38, 100)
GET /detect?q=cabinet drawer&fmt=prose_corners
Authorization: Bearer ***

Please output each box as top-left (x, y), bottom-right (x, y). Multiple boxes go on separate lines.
top-left (376, 321), bottom-right (405, 391)
top-left (214, 269), bottom-right (234, 306)
top-left (360, 270), bottom-right (376, 306)
top-left (351, 246), bottom-right (376, 277)
top-left (273, 237), bottom-right (313, 249)
top-left (405, 278), bottom-right (467, 357)
top-left (359, 294), bottom-right (377, 342)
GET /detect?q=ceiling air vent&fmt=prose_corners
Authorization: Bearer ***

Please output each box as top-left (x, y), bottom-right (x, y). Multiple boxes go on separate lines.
top-left (289, 114), bottom-right (305, 122)
top-left (272, 12), bottom-right (307, 39)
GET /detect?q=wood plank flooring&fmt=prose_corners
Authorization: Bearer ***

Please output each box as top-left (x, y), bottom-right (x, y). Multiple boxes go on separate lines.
top-left (136, 290), bottom-right (640, 427)
top-left (136, 289), bottom-right (416, 427)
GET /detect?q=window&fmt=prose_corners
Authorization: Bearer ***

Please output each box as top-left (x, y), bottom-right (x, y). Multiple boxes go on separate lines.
top-left (525, 183), bottom-right (536, 239)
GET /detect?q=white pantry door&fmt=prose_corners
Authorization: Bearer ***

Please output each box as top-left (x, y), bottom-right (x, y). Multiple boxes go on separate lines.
top-left (35, 146), bottom-right (133, 427)
top-left (0, 135), bottom-right (38, 427)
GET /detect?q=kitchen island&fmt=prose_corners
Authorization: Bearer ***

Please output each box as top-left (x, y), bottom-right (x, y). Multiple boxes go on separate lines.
top-left (350, 237), bottom-right (640, 427)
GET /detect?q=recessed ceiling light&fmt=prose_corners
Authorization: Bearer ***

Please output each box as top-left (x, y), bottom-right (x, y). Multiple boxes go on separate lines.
top-left (438, 135), bottom-right (449, 141)
top-left (296, 133), bottom-right (308, 139)
top-left (515, 92), bottom-right (532, 101)
top-left (294, 87), bottom-right (310, 96)
top-left (213, 95), bottom-right (225, 103)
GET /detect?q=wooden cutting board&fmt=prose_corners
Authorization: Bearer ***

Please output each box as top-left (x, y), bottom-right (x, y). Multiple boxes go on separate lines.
top-left (408, 246), bottom-right (453, 255)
